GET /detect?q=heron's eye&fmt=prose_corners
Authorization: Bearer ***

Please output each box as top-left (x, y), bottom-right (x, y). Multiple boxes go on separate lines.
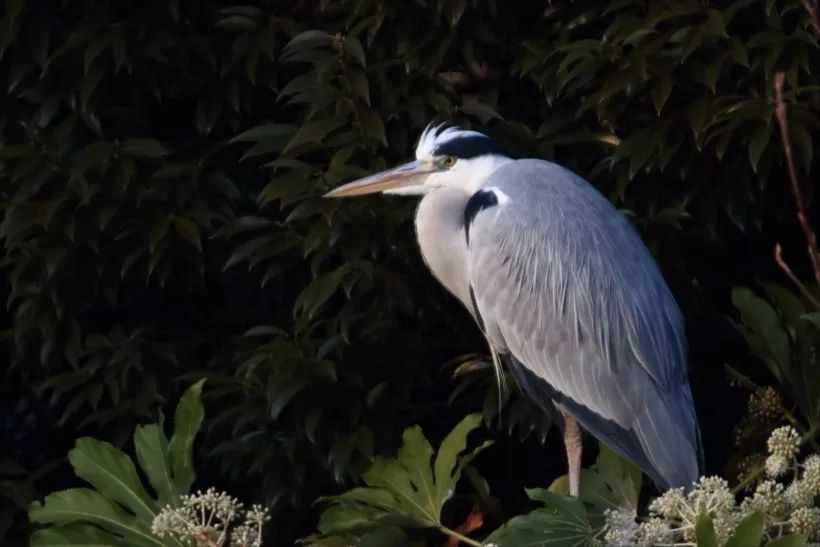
top-left (442, 155), bottom-right (457, 167)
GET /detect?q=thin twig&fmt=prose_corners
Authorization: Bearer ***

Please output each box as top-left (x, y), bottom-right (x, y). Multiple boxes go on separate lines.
top-left (800, 0), bottom-right (820, 37)
top-left (773, 73), bottom-right (820, 289)
top-left (774, 244), bottom-right (820, 309)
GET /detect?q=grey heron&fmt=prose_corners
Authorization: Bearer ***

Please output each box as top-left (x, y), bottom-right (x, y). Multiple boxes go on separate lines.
top-left (325, 124), bottom-right (703, 495)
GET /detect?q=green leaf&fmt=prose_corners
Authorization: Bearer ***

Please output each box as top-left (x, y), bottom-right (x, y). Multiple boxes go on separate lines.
top-left (347, 69), bottom-right (370, 105)
top-left (445, 0), bottom-right (468, 26)
top-left (230, 123), bottom-right (296, 143)
top-left (590, 443), bottom-right (642, 510)
top-left (361, 452), bottom-right (438, 526)
top-left (725, 512), bottom-right (764, 547)
top-left (316, 501), bottom-right (385, 535)
top-left (268, 380), bottom-right (308, 420)
top-left (484, 489), bottom-right (599, 547)
top-left (396, 426), bottom-right (437, 518)
top-left (801, 312), bottom-right (820, 330)
top-left (170, 215), bottom-right (202, 252)
top-left (283, 30), bottom-right (333, 54)
top-left (315, 413), bottom-right (490, 536)
top-left (284, 118), bottom-right (345, 151)
top-left (133, 424), bottom-right (176, 506)
top-left (433, 413), bottom-right (483, 504)
top-left (30, 523), bottom-right (122, 547)
top-left (30, 383), bottom-right (204, 545)
top-left (334, 486), bottom-right (402, 513)
top-left (167, 379), bottom-right (206, 495)
top-left (748, 124), bottom-right (771, 172)
top-left (650, 75), bottom-right (673, 114)
top-left (29, 489), bottom-right (163, 547)
top-left (732, 287), bottom-right (791, 381)
top-left (545, 441), bottom-right (642, 545)
top-left (343, 36), bottom-right (366, 66)
top-left (294, 267), bottom-right (350, 319)
top-left (695, 512), bottom-right (719, 547)
top-left (68, 438), bottom-right (156, 521)
top-left (84, 40), bottom-right (107, 74)
top-left (357, 527), bottom-right (408, 547)
top-left (149, 218), bottom-right (170, 254)
top-left (525, 488), bottom-right (587, 519)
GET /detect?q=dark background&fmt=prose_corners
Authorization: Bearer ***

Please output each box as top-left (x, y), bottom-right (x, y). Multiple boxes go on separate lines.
top-left (1, 0), bottom-right (818, 544)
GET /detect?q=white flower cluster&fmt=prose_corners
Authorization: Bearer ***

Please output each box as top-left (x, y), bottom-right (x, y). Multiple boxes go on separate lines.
top-left (763, 425), bottom-right (801, 476)
top-left (151, 487), bottom-right (270, 547)
top-left (603, 426), bottom-right (820, 546)
top-left (603, 508), bottom-right (638, 546)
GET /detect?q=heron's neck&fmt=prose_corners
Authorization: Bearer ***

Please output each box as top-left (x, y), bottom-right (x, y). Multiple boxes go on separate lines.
top-left (415, 188), bottom-right (472, 309)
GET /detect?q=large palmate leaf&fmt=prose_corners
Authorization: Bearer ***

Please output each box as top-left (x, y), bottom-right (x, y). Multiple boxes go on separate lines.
top-left (28, 381), bottom-right (205, 546)
top-left (548, 443), bottom-right (643, 512)
top-left (483, 488), bottom-right (602, 547)
top-left (483, 443), bottom-right (640, 546)
top-left (305, 413), bottom-right (491, 545)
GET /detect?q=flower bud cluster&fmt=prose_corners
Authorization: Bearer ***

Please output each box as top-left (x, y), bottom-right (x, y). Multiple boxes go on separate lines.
top-left (748, 387), bottom-right (782, 422)
top-left (604, 426), bottom-right (820, 546)
top-left (788, 507), bottom-right (820, 537)
top-left (151, 488), bottom-right (270, 546)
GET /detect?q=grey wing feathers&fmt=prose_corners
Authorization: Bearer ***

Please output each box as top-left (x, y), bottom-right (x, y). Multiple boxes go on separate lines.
top-left (467, 159), bottom-right (702, 489)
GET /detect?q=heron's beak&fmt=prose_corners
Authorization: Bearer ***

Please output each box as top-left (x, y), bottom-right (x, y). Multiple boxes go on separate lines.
top-left (323, 160), bottom-right (438, 198)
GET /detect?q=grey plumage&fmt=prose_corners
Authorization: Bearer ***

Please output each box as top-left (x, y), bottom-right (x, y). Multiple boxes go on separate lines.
top-left (464, 160), bottom-right (702, 489)
top-left (325, 125), bottom-right (703, 492)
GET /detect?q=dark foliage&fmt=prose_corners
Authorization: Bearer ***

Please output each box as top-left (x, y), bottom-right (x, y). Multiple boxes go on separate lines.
top-left (1, 0), bottom-right (819, 544)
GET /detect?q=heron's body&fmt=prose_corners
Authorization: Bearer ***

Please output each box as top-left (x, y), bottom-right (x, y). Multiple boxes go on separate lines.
top-left (327, 125), bottom-right (703, 492)
top-left (418, 159), bottom-right (701, 489)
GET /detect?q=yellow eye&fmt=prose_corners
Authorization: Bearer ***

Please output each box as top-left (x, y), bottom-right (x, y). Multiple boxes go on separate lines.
top-left (442, 155), bottom-right (457, 167)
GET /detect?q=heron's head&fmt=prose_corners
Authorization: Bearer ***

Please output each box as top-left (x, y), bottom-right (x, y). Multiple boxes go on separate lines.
top-left (324, 124), bottom-right (509, 198)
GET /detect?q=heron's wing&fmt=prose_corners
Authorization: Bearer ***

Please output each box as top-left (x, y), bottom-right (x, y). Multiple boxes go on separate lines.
top-left (466, 159), bottom-right (702, 489)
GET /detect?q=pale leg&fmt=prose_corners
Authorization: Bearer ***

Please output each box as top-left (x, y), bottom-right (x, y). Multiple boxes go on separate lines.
top-left (563, 413), bottom-right (583, 497)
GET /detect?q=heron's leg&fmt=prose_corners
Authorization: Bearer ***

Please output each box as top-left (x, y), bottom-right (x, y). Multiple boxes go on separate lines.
top-left (562, 413), bottom-right (583, 497)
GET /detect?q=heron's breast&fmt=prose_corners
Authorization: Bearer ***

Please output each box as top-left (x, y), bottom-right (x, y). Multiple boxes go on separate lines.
top-left (415, 190), bottom-right (472, 308)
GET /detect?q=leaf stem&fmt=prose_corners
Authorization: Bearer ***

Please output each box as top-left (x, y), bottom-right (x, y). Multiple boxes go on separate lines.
top-left (438, 525), bottom-right (483, 547)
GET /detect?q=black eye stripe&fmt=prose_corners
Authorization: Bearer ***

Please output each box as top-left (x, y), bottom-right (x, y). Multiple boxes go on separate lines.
top-left (433, 135), bottom-right (502, 159)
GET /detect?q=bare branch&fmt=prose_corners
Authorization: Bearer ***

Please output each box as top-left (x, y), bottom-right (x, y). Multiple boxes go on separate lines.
top-left (800, 0), bottom-right (820, 37)
top-left (773, 73), bottom-right (820, 287)
top-left (774, 244), bottom-right (820, 309)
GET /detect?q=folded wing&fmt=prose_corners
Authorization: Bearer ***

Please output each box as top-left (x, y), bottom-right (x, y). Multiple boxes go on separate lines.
top-left (466, 159), bottom-right (702, 489)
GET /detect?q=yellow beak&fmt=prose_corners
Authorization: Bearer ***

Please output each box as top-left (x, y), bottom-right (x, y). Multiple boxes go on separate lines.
top-left (323, 160), bottom-right (437, 198)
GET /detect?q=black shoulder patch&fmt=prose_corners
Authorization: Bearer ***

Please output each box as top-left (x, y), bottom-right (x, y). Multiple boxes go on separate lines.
top-left (464, 189), bottom-right (498, 245)
top-left (434, 135), bottom-right (503, 159)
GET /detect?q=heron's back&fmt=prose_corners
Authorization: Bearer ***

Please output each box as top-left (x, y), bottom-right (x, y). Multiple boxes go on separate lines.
top-left (467, 159), bottom-right (702, 489)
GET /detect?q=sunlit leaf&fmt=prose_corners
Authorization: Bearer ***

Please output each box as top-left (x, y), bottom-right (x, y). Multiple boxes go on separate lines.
top-left (167, 379), bottom-right (206, 495)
